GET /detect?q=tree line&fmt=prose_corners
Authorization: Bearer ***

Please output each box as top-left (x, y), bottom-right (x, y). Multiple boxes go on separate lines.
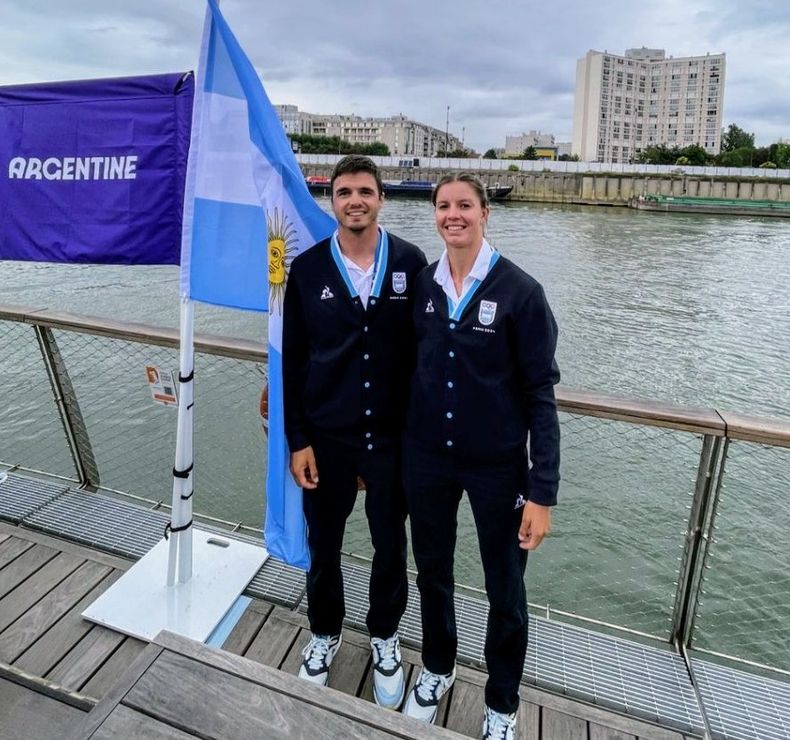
top-left (289, 125), bottom-right (788, 168)
top-left (289, 133), bottom-right (390, 156)
top-left (636, 124), bottom-right (790, 169)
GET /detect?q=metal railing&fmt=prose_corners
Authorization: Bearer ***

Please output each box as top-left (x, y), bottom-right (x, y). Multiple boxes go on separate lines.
top-left (1, 304), bottom-right (788, 679)
top-left (297, 152), bottom-right (790, 180)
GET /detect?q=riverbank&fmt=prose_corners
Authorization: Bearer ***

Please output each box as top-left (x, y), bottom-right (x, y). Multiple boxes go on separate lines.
top-left (300, 163), bottom-right (790, 209)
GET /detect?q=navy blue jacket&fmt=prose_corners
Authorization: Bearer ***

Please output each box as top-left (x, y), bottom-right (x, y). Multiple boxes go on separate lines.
top-left (283, 232), bottom-right (427, 451)
top-left (406, 256), bottom-right (561, 505)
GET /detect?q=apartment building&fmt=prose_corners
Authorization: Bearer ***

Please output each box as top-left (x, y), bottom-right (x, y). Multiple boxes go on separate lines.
top-left (273, 106), bottom-right (464, 156)
top-left (572, 48), bottom-right (726, 163)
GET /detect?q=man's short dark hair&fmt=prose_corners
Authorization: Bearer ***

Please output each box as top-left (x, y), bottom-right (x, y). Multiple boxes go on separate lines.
top-left (330, 155), bottom-right (384, 197)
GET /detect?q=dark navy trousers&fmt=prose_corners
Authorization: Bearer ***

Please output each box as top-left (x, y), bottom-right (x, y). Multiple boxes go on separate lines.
top-left (303, 436), bottom-right (408, 639)
top-left (403, 437), bottom-right (529, 714)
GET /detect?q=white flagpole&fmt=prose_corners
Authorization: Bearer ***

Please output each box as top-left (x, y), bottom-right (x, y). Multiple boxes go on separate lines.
top-left (168, 295), bottom-right (195, 585)
top-left (81, 1), bottom-right (268, 641)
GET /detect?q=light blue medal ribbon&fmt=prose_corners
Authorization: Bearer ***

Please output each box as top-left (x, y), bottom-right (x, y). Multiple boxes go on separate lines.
top-left (446, 250), bottom-right (500, 320)
top-left (330, 228), bottom-right (389, 301)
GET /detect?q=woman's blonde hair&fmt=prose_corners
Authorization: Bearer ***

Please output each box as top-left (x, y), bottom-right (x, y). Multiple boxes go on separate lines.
top-left (431, 173), bottom-right (489, 208)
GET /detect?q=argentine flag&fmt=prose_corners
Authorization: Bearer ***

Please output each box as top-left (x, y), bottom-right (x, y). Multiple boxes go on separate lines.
top-left (180, 0), bottom-right (335, 569)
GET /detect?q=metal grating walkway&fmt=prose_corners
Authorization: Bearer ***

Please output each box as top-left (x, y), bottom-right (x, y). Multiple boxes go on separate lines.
top-left (24, 488), bottom-right (168, 557)
top-left (0, 471), bottom-right (69, 523)
top-left (692, 658), bottom-right (790, 740)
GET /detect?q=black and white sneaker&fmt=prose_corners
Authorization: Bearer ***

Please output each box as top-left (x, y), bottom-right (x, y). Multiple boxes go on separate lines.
top-left (482, 705), bottom-right (517, 739)
top-left (297, 633), bottom-right (342, 686)
top-left (370, 634), bottom-right (405, 709)
top-left (402, 666), bottom-right (456, 723)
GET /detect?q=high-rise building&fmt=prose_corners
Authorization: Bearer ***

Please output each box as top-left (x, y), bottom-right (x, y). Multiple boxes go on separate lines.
top-left (572, 48), bottom-right (726, 163)
top-left (273, 106), bottom-right (464, 157)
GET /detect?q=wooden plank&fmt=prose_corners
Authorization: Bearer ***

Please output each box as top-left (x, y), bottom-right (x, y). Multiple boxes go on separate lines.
top-left (15, 570), bottom-right (121, 676)
top-left (542, 707), bottom-right (588, 740)
top-left (445, 678), bottom-right (485, 736)
top-left (125, 648), bottom-right (456, 739)
top-left (0, 551), bottom-right (85, 631)
top-left (518, 701), bottom-right (540, 740)
top-left (0, 676), bottom-right (88, 740)
top-left (89, 704), bottom-right (197, 740)
top-left (46, 625), bottom-right (126, 691)
top-left (221, 600), bottom-right (271, 655)
top-left (0, 543), bottom-right (59, 599)
top-left (589, 722), bottom-right (638, 740)
top-left (0, 536), bottom-right (33, 570)
top-left (557, 387), bottom-right (725, 436)
top-left (66, 643), bottom-right (163, 740)
top-left (79, 636), bottom-right (147, 699)
top-left (0, 521), bottom-right (134, 572)
top-left (0, 304), bottom-right (267, 361)
top-left (717, 409), bottom-right (790, 448)
top-left (153, 630), bottom-right (462, 738)
top-left (0, 560), bottom-right (111, 663)
top-left (244, 609), bottom-right (300, 668)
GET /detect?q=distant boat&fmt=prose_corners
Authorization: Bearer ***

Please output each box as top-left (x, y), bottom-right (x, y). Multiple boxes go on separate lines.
top-left (305, 176), bottom-right (513, 201)
top-left (630, 194), bottom-right (790, 218)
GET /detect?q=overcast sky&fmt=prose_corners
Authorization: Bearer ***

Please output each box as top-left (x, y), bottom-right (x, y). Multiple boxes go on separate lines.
top-left (1, 0), bottom-right (788, 152)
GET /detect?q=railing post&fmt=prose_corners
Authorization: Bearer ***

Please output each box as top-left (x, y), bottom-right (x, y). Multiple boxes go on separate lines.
top-left (34, 324), bottom-right (100, 489)
top-left (685, 438), bottom-right (730, 650)
top-left (670, 433), bottom-right (723, 647)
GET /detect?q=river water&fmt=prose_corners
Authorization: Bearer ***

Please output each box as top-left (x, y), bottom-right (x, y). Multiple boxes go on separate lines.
top-left (2, 199), bottom-right (789, 664)
top-left (5, 198), bottom-right (789, 415)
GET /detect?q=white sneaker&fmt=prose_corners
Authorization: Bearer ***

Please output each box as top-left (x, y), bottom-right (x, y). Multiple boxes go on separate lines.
top-left (482, 705), bottom-right (517, 740)
top-left (370, 634), bottom-right (405, 709)
top-left (297, 633), bottom-right (342, 686)
top-left (402, 666), bottom-right (456, 723)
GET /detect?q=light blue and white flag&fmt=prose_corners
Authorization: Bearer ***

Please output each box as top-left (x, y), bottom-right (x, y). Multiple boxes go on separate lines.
top-left (181, 0), bottom-right (335, 569)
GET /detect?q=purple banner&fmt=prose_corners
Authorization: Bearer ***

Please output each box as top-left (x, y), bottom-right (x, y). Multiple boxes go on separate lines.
top-left (0, 72), bottom-right (193, 265)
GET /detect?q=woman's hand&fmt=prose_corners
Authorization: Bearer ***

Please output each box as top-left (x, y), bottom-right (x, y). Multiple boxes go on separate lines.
top-left (518, 501), bottom-right (551, 550)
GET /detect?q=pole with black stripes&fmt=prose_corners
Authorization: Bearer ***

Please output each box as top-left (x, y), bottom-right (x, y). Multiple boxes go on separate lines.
top-left (167, 295), bottom-right (195, 585)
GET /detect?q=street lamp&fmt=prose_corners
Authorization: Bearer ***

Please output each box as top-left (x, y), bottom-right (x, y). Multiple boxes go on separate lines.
top-left (445, 106), bottom-right (450, 156)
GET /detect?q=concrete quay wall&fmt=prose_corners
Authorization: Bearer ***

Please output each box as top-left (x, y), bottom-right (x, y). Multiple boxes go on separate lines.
top-left (300, 163), bottom-right (790, 206)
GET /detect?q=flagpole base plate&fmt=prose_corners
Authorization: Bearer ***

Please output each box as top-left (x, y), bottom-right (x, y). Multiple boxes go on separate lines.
top-left (82, 528), bottom-right (268, 642)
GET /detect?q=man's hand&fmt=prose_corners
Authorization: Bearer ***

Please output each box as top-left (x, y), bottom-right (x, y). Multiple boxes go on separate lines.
top-left (518, 501), bottom-right (551, 550)
top-left (290, 446), bottom-right (319, 489)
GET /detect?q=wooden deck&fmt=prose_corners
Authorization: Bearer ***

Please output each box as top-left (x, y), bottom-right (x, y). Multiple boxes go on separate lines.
top-left (0, 522), bottom-right (697, 739)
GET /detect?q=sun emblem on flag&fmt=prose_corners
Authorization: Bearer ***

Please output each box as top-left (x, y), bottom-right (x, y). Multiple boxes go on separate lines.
top-left (267, 207), bottom-right (297, 314)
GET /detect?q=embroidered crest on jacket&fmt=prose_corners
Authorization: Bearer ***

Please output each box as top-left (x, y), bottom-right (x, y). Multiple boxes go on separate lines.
top-left (478, 300), bottom-right (497, 326)
top-left (392, 272), bottom-right (407, 294)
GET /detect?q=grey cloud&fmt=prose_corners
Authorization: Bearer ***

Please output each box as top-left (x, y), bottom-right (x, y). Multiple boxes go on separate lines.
top-left (1, 0), bottom-right (788, 150)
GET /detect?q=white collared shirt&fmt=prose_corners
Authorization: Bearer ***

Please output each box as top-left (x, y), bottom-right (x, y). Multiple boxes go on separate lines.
top-left (434, 239), bottom-right (495, 307)
top-left (340, 252), bottom-right (375, 308)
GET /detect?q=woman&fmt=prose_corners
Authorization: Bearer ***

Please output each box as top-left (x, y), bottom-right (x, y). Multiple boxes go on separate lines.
top-left (402, 174), bottom-right (560, 740)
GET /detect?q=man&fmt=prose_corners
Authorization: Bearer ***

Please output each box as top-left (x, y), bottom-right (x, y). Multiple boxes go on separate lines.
top-left (282, 155), bottom-right (426, 710)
